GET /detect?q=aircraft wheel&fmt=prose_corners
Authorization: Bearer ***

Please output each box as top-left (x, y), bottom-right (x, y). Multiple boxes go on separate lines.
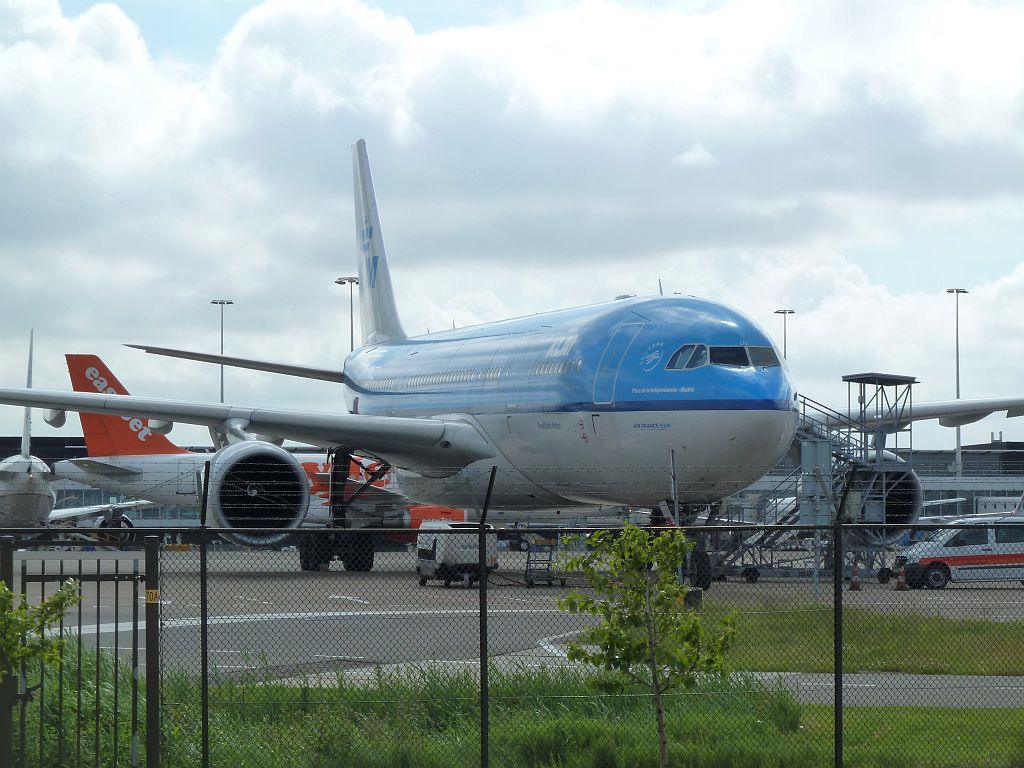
top-left (925, 564), bottom-right (949, 590)
top-left (297, 534), bottom-right (321, 572)
top-left (743, 568), bottom-right (760, 584)
top-left (689, 547), bottom-right (713, 590)
top-left (877, 568), bottom-right (893, 584)
top-left (518, 540), bottom-right (530, 552)
top-left (342, 538), bottom-right (375, 572)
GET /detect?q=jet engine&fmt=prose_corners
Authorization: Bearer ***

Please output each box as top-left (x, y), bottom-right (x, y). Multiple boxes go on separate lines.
top-left (838, 452), bottom-right (923, 547)
top-left (91, 515), bottom-right (135, 544)
top-left (207, 441), bottom-right (310, 546)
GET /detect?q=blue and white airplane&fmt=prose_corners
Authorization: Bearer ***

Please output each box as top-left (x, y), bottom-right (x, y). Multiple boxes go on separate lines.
top-left (2, 140), bottom-right (1024, 564)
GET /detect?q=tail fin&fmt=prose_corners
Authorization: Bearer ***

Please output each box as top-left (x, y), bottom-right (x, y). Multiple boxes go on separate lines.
top-left (66, 354), bottom-right (187, 456)
top-left (352, 139), bottom-right (407, 344)
top-left (21, 331), bottom-right (33, 459)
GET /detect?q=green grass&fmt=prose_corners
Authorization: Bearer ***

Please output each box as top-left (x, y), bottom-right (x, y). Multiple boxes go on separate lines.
top-left (13, 646), bottom-right (1024, 768)
top-left (707, 605), bottom-right (1024, 675)
top-left (12, 605), bottom-right (1024, 767)
top-left (158, 668), bottom-right (1024, 768)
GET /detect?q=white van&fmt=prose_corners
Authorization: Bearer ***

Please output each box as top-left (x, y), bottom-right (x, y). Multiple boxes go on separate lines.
top-left (415, 521), bottom-right (498, 587)
top-left (896, 515), bottom-right (1024, 589)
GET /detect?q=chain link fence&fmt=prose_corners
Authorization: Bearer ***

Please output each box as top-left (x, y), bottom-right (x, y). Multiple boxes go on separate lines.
top-left (5, 522), bottom-right (1024, 766)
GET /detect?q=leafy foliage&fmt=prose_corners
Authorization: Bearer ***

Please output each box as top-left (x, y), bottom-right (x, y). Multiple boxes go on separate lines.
top-left (0, 579), bottom-right (80, 682)
top-left (557, 525), bottom-right (734, 693)
top-left (557, 524), bottom-right (736, 768)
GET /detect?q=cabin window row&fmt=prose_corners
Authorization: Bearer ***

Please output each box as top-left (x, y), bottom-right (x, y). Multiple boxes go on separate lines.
top-left (369, 359), bottom-right (584, 391)
top-left (665, 345), bottom-right (781, 371)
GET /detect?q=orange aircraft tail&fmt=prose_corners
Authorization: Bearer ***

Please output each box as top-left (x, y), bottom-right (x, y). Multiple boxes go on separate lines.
top-left (66, 354), bottom-right (188, 457)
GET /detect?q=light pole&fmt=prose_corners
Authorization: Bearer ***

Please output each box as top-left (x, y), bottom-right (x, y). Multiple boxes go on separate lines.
top-left (210, 299), bottom-right (233, 403)
top-left (774, 309), bottom-right (795, 358)
top-left (947, 288), bottom-right (968, 477)
top-left (335, 276), bottom-right (359, 351)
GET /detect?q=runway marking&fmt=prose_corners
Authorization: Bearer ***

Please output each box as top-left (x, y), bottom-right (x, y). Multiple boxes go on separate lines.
top-left (327, 595), bottom-right (370, 604)
top-left (538, 631), bottom-right (579, 658)
top-left (312, 654), bottom-right (369, 661)
top-left (236, 595), bottom-right (270, 605)
top-left (55, 608), bottom-right (565, 636)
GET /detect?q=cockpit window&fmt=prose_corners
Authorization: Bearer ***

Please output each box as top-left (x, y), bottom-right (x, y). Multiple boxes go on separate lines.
top-left (748, 346), bottom-right (781, 367)
top-left (665, 344), bottom-right (777, 371)
top-left (666, 344), bottom-right (696, 370)
top-left (685, 345), bottom-right (708, 369)
top-left (709, 346), bottom-right (749, 367)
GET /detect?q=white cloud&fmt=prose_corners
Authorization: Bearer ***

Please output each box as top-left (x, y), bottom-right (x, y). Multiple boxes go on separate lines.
top-left (1, 0), bottom-right (1024, 452)
top-left (673, 143), bottom-right (718, 168)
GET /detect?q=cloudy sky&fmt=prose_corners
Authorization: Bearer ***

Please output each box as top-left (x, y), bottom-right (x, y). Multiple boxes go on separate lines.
top-left (2, 0), bottom-right (1023, 452)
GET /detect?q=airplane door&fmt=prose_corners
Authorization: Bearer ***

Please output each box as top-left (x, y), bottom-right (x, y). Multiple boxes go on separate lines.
top-left (593, 323), bottom-right (643, 405)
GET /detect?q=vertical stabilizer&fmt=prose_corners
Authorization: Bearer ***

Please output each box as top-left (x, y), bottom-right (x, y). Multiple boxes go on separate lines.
top-left (21, 331), bottom-right (33, 459)
top-left (66, 354), bottom-right (188, 456)
top-left (352, 139), bottom-right (407, 345)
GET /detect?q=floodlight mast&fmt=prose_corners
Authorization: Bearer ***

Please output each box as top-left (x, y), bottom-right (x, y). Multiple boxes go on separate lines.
top-left (210, 299), bottom-right (234, 403)
top-left (774, 309), bottom-right (795, 358)
top-left (335, 277), bottom-right (360, 352)
top-left (946, 288), bottom-right (968, 478)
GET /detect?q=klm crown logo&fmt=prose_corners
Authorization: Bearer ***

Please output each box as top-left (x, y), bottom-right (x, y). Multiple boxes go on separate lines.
top-left (360, 222), bottom-right (379, 288)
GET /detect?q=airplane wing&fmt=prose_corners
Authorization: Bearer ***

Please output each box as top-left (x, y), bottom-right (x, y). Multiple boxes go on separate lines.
top-left (124, 345), bottom-right (345, 383)
top-left (48, 498), bottom-right (152, 524)
top-left (0, 389), bottom-right (495, 476)
top-left (829, 397), bottom-right (1024, 431)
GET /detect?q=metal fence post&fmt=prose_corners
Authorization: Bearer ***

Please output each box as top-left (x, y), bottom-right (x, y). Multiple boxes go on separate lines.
top-left (833, 520), bottom-right (843, 768)
top-left (200, 460), bottom-right (211, 768)
top-left (1, 536), bottom-right (15, 766)
top-left (145, 535), bottom-right (160, 768)
top-left (478, 467), bottom-right (497, 768)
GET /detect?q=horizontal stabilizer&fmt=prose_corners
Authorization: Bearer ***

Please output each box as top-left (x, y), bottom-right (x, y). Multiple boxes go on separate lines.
top-left (125, 345), bottom-right (345, 383)
top-left (62, 458), bottom-right (142, 477)
top-left (48, 499), bottom-right (152, 523)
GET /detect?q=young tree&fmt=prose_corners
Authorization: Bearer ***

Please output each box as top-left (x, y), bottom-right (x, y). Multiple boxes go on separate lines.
top-left (0, 579), bottom-right (80, 683)
top-left (558, 525), bottom-right (734, 768)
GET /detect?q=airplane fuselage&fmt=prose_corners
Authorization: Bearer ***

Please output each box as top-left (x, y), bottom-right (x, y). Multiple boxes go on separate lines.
top-left (342, 296), bottom-right (799, 510)
top-left (0, 455), bottom-right (55, 527)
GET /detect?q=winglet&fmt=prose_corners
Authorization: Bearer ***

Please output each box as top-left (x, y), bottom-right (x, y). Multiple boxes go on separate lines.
top-left (352, 139), bottom-right (407, 344)
top-left (66, 354), bottom-right (188, 456)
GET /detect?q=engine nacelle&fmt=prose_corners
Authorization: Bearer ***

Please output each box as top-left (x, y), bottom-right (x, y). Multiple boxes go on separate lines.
top-left (91, 514), bottom-right (135, 544)
top-left (839, 452), bottom-right (923, 546)
top-left (207, 442), bottom-right (310, 547)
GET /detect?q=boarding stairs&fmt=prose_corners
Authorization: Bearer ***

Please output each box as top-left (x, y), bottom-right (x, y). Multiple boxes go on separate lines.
top-left (711, 394), bottom-right (895, 575)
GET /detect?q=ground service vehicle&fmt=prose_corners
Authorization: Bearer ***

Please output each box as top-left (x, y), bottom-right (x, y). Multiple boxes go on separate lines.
top-left (896, 515), bottom-right (1024, 589)
top-left (416, 521), bottom-right (498, 587)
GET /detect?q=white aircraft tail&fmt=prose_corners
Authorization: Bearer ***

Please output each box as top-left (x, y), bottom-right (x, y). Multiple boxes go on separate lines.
top-left (20, 331), bottom-right (33, 459)
top-left (352, 139), bottom-right (407, 345)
